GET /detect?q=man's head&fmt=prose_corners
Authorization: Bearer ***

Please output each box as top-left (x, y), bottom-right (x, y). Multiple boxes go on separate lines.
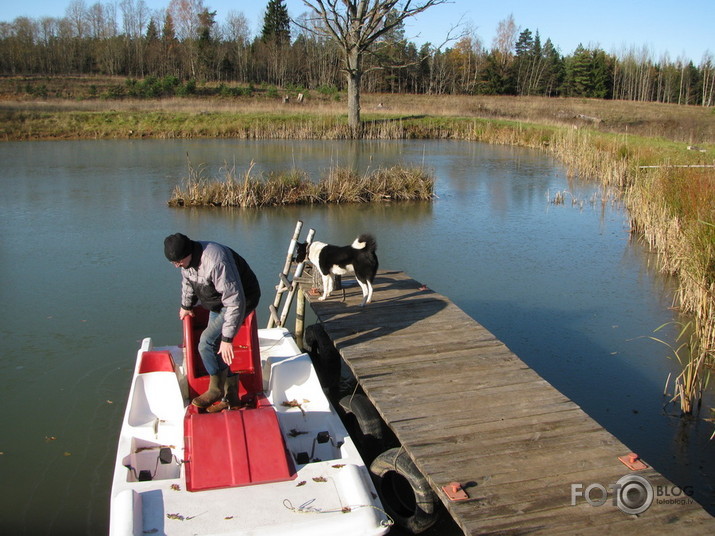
top-left (164, 233), bottom-right (193, 267)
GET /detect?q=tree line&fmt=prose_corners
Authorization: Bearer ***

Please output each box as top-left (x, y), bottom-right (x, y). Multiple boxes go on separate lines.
top-left (1, 0), bottom-right (713, 107)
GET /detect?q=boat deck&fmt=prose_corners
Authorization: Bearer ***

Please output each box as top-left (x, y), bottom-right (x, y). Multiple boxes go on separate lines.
top-left (297, 269), bottom-right (715, 535)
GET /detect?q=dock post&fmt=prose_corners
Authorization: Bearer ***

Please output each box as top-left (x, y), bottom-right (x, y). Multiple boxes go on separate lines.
top-left (295, 287), bottom-right (305, 349)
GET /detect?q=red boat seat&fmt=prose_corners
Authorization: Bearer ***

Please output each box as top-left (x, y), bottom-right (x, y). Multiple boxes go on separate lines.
top-left (138, 351), bottom-right (175, 374)
top-left (183, 403), bottom-right (295, 491)
top-left (183, 308), bottom-right (263, 403)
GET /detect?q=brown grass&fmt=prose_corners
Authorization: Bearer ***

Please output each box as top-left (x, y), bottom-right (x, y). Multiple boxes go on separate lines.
top-left (167, 161), bottom-right (435, 207)
top-left (1, 75), bottom-right (713, 144)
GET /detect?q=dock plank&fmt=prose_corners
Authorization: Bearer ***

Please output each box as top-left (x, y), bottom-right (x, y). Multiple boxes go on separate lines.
top-left (297, 270), bottom-right (714, 535)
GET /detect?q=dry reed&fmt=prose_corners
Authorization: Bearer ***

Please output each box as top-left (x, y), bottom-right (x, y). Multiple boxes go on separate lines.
top-left (653, 321), bottom-right (711, 416)
top-left (168, 161), bottom-right (434, 208)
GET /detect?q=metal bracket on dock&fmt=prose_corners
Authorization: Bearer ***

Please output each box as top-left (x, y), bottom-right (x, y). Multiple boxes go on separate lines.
top-left (618, 452), bottom-right (648, 471)
top-left (442, 481), bottom-right (469, 501)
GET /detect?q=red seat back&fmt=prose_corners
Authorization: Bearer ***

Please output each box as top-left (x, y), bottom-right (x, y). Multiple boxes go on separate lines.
top-left (183, 308), bottom-right (263, 402)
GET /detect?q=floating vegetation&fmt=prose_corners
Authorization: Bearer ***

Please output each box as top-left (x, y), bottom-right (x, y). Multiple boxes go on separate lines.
top-left (547, 187), bottom-right (620, 209)
top-left (168, 160), bottom-right (435, 208)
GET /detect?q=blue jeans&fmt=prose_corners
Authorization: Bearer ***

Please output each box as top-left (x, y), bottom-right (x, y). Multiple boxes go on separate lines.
top-left (198, 309), bottom-right (236, 377)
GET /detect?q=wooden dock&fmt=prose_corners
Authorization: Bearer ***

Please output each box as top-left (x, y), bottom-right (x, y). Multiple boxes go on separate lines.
top-left (297, 269), bottom-right (715, 535)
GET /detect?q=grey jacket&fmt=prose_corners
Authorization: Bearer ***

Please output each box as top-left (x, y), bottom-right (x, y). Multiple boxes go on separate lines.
top-left (180, 241), bottom-right (258, 341)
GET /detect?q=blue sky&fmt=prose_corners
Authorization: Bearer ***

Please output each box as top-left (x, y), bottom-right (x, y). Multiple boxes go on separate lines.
top-left (2, 0), bottom-right (712, 63)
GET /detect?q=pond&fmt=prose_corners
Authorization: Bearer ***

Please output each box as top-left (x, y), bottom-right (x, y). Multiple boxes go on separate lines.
top-left (1, 139), bottom-right (712, 534)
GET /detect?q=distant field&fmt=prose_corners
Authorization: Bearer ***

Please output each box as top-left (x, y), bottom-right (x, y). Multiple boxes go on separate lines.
top-left (0, 75), bottom-right (713, 144)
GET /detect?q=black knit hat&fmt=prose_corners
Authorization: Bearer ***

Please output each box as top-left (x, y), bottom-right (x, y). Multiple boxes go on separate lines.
top-left (164, 233), bottom-right (193, 262)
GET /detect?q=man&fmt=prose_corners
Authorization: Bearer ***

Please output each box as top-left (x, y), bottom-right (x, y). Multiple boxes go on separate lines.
top-left (164, 233), bottom-right (261, 410)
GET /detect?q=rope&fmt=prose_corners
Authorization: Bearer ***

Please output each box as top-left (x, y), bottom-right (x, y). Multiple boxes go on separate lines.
top-left (282, 498), bottom-right (394, 528)
top-left (393, 444), bottom-right (406, 471)
top-left (347, 380), bottom-right (360, 405)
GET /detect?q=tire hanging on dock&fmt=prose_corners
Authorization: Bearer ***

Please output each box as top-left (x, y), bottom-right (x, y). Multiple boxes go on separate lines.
top-left (370, 447), bottom-right (439, 534)
top-left (339, 393), bottom-right (385, 463)
top-left (303, 323), bottom-right (341, 389)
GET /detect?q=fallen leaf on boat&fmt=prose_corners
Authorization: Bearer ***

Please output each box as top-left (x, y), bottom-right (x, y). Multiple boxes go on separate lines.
top-left (296, 481), bottom-right (307, 487)
top-left (281, 399), bottom-right (306, 416)
top-left (167, 513), bottom-right (185, 521)
top-left (342, 507), bottom-right (352, 513)
top-left (224, 516), bottom-right (234, 520)
top-left (332, 464), bottom-right (345, 469)
top-left (170, 484), bottom-right (181, 491)
top-left (312, 476), bottom-right (327, 483)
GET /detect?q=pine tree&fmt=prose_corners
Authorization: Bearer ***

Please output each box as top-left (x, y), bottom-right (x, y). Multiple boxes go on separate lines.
top-left (261, 0), bottom-right (291, 46)
top-left (564, 45), bottom-right (613, 98)
top-left (514, 28), bottom-right (533, 95)
top-left (197, 9), bottom-right (217, 79)
top-left (565, 44), bottom-right (591, 97)
top-left (161, 13), bottom-right (178, 77)
top-left (146, 19), bottom-right (159, 42)
top-left (541, 39), bottom-right (564, 96)
top-left (590, 48), bottom-right (613, 99)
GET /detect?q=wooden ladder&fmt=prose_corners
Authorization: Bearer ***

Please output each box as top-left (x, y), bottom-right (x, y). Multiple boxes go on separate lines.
top-left (267, 220), bottom-right (315, 331)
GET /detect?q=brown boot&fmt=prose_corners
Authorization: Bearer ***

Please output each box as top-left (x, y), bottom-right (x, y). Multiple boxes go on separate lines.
top-left (206, 373), bottom-right (241, 413)
top-left (191, 369), bottom-right (227, 409)
top-left (224, 374), bottom-right (242, 409)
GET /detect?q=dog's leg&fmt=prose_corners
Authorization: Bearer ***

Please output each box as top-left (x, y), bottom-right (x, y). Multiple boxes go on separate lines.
top-left (320, 273), bottom-right (333, 301)
top-left (356, 279), bottom-right (370, 307)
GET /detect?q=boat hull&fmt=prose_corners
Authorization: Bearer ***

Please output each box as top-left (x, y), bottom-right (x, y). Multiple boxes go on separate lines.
top-left (110, 326), bottom-right (389, 535)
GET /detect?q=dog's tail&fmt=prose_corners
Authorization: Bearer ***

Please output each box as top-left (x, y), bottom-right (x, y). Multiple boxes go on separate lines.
top-left (352, 234), bottom-right (377, 252)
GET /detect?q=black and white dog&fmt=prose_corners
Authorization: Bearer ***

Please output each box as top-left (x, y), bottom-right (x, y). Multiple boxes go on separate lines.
top-left (295, 234), bottom-right (378, 306)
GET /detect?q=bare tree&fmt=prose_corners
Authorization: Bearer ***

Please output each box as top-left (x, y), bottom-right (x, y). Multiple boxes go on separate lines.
top-left (701, 52), bottom-right (714, 107)
top-left (297, 0), bottom-right (448, 136)
top-left (167, 0), bottom-right (206, 77)
top-left (66, 0), bottom-right (88, 38)
top-left (223, 11), bottom-right (250, 81)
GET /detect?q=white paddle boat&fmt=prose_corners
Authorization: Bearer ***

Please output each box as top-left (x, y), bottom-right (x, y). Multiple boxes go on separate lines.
top-left (109, 307), bottom-right (391, 535)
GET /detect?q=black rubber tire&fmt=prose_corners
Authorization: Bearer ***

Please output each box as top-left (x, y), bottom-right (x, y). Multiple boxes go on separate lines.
top-left (303, 323), bottom-right (340, 388)
top-left (370, 447), bottom-right (439, 534)
top-left (339, 394), bottom-right (385, 462)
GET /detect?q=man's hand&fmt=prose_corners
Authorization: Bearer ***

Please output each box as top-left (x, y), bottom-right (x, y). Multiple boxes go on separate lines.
top-left (218, 341), bottom-right (234, 366)
top-left (179, 308), bottom-right (194, 320)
